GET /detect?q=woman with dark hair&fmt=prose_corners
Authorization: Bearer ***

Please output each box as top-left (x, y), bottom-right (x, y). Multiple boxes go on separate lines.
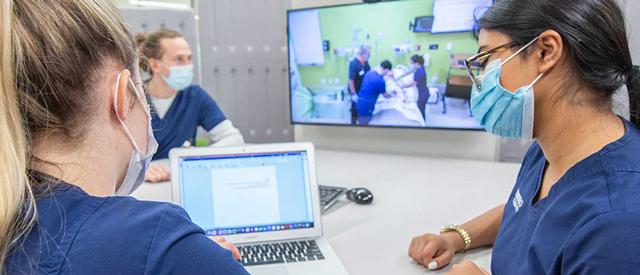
top-left (404, 55), bottom-right (429, 120)
top-left (408, 0), bottom-right (640, 274)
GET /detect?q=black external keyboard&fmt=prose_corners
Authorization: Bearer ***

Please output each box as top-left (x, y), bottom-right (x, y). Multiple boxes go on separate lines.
top-left (238, 240), bottom-right (325, 266)
top-left (319, 185), bottom-right (347, 213)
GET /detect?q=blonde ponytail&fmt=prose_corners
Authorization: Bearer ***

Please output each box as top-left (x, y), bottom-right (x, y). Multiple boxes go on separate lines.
top-left (0, 0), bottom-right (36, 271)
top-left (1, 0), bottom-right (138, 271)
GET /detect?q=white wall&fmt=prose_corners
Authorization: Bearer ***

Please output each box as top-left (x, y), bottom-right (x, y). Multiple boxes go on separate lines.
top-left (291, 0), bottom-right (499, 161)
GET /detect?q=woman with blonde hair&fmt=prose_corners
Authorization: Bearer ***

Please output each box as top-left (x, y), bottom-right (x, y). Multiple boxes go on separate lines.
top-left (0, 0), bottom-right (248, 274)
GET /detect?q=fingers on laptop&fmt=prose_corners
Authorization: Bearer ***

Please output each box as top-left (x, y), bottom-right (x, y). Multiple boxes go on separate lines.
top-left (145, 163), bottom-right (171, 183)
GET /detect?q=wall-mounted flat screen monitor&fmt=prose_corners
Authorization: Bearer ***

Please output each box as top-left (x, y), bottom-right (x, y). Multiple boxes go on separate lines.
top-left (287, 0), bottom-right (492, 130)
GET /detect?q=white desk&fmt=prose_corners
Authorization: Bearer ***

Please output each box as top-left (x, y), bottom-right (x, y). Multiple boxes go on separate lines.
top-left (132, 150), bottom-right (520, 274)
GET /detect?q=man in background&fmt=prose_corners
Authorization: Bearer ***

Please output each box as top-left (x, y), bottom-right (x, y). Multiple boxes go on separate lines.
top-left (357, 60), bottom-right (393, 126)
top-left (348, 45), bottom-right (371, 125)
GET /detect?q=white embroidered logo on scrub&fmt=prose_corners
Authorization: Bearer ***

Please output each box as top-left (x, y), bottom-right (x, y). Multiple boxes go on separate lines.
top-left (512, 189), bottom-right (524, 213)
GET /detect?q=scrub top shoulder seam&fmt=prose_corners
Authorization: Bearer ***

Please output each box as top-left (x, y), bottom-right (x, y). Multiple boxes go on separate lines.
top-left (562, 168), bottom-right (640, 247)
top-left (142, 204), bottom-right (172, 274)
top-left (599, 139), bottom-right (633, 156)
top-left (58, 194), bottom-right (110, 274)
top-left (563, 209), bottom-right (640, 246)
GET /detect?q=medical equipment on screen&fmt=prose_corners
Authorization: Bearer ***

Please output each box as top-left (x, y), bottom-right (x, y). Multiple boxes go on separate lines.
top-left (392, 43), bottom-right (413, 57)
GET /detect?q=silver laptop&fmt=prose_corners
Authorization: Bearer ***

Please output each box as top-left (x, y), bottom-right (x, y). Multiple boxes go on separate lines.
top-left (170, 142), bottom-right (349, 275)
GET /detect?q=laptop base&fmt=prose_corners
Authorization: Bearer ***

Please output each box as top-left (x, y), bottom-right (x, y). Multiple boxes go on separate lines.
top-left (245, 238), bottom-right (348, 275)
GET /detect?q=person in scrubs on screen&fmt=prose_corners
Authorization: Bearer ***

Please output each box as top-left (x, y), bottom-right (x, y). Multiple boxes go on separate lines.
top-left (356, 60), bottom-right (393, 126)
top-left (348, 45), bottom-right (372, 125)
top-left (403, 55), bottom-right (429, 120)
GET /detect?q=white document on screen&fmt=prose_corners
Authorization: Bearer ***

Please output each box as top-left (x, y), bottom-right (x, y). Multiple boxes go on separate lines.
top-left (211, 166), bottom-right (281, 228)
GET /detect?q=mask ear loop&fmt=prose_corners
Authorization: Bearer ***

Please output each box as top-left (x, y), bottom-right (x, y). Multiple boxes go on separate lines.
top-left (501, 36), bottom-right (540, 66)
top-left (128, 77), bottom-right (151, 118)
top-left (114, 72), bottom-right (143, 153)
top-left (527, 73), bottom-right (545, 90)
top-left (158, 61), bottom-right (171, 71)
top-left (501, 35), bottom-right (545, 91)
top-left (480, 37), bottom-right (541, 81)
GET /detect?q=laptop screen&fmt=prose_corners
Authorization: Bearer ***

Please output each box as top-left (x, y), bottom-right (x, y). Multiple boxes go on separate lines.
top-left (177, 150), bottom-right (315, 236)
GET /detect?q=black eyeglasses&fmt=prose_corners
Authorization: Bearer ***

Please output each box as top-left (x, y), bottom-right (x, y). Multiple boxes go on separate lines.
top-left (464, 41), bottom-right (520, 90)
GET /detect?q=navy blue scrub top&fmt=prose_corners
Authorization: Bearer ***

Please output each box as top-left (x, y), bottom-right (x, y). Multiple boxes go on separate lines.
top-left (151, 85), bottom-right (226, 160)
top-left (356, 71), bottom-right (386, 116)
top-left (414, 67), bottom-right (428, 96)
top-left (5, 175), bottom-right (249, 275)
top-left (492, 119), bottom-right (640, 274)
top-left (348, 58), bottom-right (371, 93)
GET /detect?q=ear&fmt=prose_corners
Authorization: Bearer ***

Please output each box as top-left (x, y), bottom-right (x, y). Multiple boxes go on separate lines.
top-left (535, 30), bottom-right (564, 74)
top-left (148, 58), bottom-right (162, 75)
top-left (113, 69), bottom-right (131, 121)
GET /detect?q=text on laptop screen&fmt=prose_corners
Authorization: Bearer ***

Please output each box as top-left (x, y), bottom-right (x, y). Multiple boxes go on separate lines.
top-left (178, 151), bottom-right (315, 236)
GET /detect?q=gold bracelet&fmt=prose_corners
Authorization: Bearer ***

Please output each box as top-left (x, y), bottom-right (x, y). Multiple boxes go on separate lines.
top-left (440, 224), bottom-right (471, 253)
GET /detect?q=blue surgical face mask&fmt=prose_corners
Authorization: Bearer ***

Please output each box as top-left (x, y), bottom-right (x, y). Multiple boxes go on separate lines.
top-left (161, 63), bottom-right (194, 91)
top-left (470, 37), bottom-right (544, 139)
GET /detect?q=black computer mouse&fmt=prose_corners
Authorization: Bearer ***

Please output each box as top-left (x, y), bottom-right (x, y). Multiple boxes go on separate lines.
top-left (346, 188), bottom-right (374, 204)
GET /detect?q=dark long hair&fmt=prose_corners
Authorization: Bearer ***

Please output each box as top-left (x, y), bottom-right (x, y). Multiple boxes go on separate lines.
top-left (477, 0), bottom-right (640, 127)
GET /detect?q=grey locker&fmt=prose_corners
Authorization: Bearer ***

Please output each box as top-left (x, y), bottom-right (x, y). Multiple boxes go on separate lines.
top-left (199, 0), bottom-right (293, 143)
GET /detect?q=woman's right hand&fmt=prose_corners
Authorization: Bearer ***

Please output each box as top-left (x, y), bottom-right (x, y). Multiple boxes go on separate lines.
top-left (144, 163), bottom-right (171, 183)
top-left (408, 232), bottom-right (464, 270)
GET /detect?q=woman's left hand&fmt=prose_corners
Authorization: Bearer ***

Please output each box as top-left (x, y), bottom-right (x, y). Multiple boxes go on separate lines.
top-left (208, 236), bottom-right (241, 260)
top-left (446, 260), bottom-right (490, 275)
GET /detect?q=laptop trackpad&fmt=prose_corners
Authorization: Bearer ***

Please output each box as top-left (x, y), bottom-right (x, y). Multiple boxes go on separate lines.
top-left (248, 266), bottom-right (289, 275)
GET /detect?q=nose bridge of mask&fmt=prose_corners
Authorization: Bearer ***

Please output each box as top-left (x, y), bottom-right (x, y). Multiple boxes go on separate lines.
top-left (475, 59), bottom-right (504, 91)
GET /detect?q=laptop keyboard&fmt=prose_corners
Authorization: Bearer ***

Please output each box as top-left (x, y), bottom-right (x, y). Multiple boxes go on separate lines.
top-left (319, 185), bottom-right (346, 209)
top-left (238, 240), bottom-right (325, 266)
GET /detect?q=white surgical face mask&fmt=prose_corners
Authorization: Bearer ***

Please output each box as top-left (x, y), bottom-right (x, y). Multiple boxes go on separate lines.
top-left (113, 74), bottom-right (158, 195)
